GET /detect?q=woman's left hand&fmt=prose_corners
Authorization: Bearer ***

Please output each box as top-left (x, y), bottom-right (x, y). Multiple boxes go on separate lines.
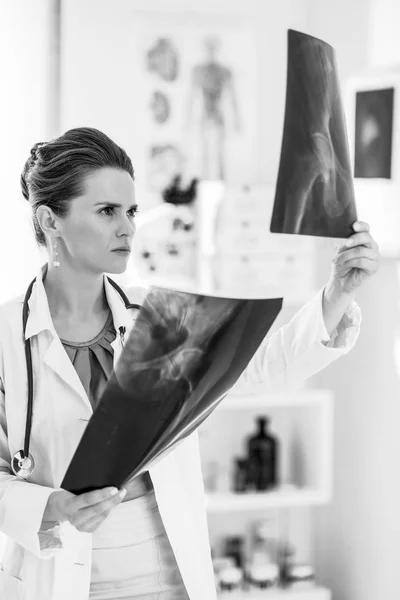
top-left (330, 221), bottom-right (380, 295)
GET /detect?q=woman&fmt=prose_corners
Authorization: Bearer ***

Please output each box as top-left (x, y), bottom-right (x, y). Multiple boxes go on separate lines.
top-left (0, 127), bottom-right (379, 600)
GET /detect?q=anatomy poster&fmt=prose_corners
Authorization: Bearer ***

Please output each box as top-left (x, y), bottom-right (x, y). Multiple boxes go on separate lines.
top-left (270, 29), bottom-right (357, 239)
top-left (132, 13), bottom-right (258, 197)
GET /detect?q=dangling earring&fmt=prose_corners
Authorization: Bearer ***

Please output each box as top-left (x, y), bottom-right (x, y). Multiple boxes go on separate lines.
top-left (53, 240), bottom-right (60, 268)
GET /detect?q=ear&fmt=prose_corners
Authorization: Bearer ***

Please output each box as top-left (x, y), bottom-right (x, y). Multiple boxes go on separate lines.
top-left (36, 205), bottom-right (61, 238)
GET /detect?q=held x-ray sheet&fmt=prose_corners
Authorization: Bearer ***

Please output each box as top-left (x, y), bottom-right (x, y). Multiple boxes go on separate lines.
top-left (62, 287), bottom-right (282, 494)
top-left (270, 29), bottom-right (357, 239)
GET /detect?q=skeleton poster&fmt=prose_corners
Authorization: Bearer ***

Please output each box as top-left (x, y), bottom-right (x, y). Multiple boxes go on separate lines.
top-left (133, 14), bottom-right (258, 197)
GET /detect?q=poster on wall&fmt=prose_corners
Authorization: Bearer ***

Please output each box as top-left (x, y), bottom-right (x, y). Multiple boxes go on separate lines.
top-left (132, 12), bottom-right (258, 202)
top-left (345, 68), bottom-right (400, 256)
top-left (354, 87), bottom-right (394, 179)
top-left (127, 12), bottom-right (258, 287)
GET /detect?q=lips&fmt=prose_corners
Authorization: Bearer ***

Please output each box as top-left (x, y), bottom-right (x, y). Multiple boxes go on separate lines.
top-left (112, 247), bottom-right (131, 252)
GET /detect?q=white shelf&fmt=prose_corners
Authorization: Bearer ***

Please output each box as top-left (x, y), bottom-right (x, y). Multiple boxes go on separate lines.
top-left (218, 586), bottom-right (331, 599)
top-left (206, 488), bottom-right (329, 513)
top-left (200, 389), bottom-right (334, 507)
top-left (218, 390), bottom-right (333, 410)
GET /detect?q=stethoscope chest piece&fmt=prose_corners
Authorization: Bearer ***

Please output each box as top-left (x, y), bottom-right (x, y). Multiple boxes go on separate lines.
top-left (11, 451), bottom-right (35, 479)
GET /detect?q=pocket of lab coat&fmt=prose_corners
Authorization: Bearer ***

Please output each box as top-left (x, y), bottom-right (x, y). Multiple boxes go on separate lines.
top-left (0, 568), bottom-right (23, 598)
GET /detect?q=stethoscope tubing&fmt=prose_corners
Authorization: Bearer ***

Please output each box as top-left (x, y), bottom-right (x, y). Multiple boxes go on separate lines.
top-left (14, 271), bottom-right (141, 479)
top-left (22, 278), bottom-right (36, 460)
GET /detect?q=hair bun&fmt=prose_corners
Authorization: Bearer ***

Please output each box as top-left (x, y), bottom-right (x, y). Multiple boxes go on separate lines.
top-left (21, 142), bottom-right (47, 202)
top-left (20, 172), bottom-right (30, 202)
top-left (30, 142), bottom-right (46, 163)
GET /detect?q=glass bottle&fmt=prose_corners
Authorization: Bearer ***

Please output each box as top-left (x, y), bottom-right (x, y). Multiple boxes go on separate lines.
top-left (246, 524), bottom-right (279, 590)
top-left (247, 416), bottom-right (278, 491)
top-left (225, 536), bottom-right (245, 570)
top-left (233, 457), bottom-right (248, 493)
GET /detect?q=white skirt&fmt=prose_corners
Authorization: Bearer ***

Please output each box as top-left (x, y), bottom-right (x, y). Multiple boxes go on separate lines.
top-left (89, 491), bottom-right (189, 600)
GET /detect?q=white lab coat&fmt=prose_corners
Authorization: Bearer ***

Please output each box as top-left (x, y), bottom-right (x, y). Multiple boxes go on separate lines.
top-left (0, 264), bottom-right (361, 600)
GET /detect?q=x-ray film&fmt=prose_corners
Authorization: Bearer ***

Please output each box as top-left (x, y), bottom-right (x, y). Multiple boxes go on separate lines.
top-left (62, 287), bottom-right (282, 493)
top-left (270, 29), bottom-right (357, 238)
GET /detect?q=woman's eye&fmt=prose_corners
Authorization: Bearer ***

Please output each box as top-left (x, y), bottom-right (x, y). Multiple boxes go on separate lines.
top-left (129, 206), bottom-right (139, 217)
top-left (101, 207), bottom-right (114, 216)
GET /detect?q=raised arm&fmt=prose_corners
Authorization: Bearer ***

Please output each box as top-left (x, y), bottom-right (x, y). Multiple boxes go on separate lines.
top-left (233, 220), bottom-right (379, 393)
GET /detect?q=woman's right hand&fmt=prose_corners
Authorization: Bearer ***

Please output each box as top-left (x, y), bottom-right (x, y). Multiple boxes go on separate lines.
top-left (43, 486), bottom-right (127, 533)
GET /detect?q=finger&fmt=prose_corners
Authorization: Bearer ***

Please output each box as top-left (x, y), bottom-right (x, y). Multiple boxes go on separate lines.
top-left (352, 221), bottom-right (370, 233)
top-left (334, 246), bottom-right (377, 265)
top-left (71, 488), bottom-right (127, 524)
top-left (71, 487), bottom-right (120, 510)
top-left (345, 232), bottom-right (379, 251)
top-left (71, 489), bottom-right (127, 532)
top-left (337, 257), bottom-right (378, 273)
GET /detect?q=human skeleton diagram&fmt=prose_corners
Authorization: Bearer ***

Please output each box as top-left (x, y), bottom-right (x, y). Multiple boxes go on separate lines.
top-left (187, 36), bottom-right (240, 180)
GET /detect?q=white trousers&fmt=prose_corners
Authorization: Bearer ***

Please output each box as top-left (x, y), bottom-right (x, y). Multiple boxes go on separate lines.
top-left (89, 491), bottom-right (189, 600)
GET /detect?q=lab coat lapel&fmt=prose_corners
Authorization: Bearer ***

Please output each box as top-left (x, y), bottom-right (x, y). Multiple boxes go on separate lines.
top-left (25, 265), bottom-right (139, 411)
top-left (25, 264), bottom-right (92, 411)
top-left (43, 337), bottom-right (92, 411)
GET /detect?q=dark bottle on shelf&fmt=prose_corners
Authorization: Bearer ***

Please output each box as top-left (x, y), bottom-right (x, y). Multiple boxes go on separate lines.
top-left (247, 416), bottom-right (278, 491)
top-left (233, 457), bottom-right (248, 493)
top-left (225, 536), bottom-right (245, 570)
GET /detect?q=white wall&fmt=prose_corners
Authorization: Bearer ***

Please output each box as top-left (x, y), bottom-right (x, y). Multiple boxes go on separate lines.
top-left (307, 1), bottom-right (400, 599)
top-left (368, 0), bottom-right (400, 67)
top-left (0, 0), bottom-right (60, 303)
top-left (0, 0), bottom-right (61, 557)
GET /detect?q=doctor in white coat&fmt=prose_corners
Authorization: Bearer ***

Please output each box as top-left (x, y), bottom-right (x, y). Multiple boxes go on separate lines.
top-left (0, 127), bottom-right (379, 600)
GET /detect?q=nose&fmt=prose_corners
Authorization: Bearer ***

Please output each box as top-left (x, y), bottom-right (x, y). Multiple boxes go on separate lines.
top-left (117, 212), bottom-right (136, 239)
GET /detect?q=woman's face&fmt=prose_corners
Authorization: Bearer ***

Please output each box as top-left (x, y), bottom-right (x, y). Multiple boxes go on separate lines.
top-left (56, 167), bottom-right (137, 275)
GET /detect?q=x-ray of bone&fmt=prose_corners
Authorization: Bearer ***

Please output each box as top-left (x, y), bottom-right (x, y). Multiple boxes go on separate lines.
top-left (270, 29), bottom-right (357, 239)
top-left (61, 287), bottom-right (282, 494)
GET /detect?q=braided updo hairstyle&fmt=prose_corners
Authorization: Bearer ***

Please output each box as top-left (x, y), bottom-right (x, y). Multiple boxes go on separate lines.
top-left (21, 127), bottom-right (135, 247)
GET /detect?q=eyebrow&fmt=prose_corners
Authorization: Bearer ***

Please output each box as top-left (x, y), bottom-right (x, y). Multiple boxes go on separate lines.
top-left (94, 202), bottom-right (138, 209)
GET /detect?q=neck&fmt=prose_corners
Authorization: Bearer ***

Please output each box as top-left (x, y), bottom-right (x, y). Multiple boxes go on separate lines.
top-left (43, 261), bottom-right (108, 321)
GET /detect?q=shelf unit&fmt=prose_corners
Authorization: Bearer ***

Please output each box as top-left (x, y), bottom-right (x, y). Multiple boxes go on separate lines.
top-left (198, 388), bottom-right (334, 600)
top-left (200, 389), bottom-right (334, 505)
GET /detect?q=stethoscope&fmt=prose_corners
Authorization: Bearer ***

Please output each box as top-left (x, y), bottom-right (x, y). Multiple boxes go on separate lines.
top-left (11, 272), bottom-right (141, 480)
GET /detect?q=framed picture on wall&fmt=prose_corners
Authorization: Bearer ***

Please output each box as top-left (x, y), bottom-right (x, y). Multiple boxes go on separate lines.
top-left (354, 87), bottom-right (394, 179)
top-left (345, 68), bottom-right (400, 256)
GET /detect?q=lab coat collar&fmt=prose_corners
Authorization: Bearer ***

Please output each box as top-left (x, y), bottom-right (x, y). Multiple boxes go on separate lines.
top-left (24, 263), bottom-right (134, 341)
